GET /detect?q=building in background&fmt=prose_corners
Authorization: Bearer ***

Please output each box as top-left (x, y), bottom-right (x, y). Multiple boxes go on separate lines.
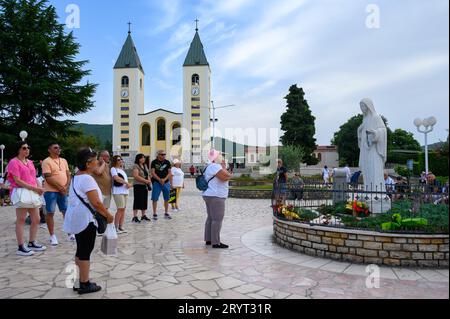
top-left (112, 26), bottom-right (211, 165)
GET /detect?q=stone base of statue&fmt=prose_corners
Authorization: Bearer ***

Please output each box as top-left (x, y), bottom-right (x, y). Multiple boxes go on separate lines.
top-left (366, 198), bottom-right (391, 214)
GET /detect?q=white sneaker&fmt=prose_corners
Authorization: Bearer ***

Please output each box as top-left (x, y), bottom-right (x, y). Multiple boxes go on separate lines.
top-left (68, 234), bottom-right (76, 242)
top-left (17, 245), bottom-right (34, 256)
top-left (27, 241), bottom-right (47, 252)
top-left (172, 208), bottom-right (179, 213)
top-left (49, 235), bottom-right (59, 246)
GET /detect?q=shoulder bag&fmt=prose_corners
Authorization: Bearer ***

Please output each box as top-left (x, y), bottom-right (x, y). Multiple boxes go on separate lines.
top-left (72, 177), bottom-right (107, 234)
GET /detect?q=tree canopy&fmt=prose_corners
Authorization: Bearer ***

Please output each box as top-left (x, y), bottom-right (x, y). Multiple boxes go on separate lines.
top-left (280, 85), bottom-right (318, 165)
top-left (0, 0), bottom-right (96, 161)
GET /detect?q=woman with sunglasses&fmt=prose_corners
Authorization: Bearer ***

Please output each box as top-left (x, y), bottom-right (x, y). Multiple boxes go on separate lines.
top-left (111, 155), bottom-right (132, 233)
top-left (6, 141), bottom-right (46, 256)
top-left (63, 148), bottom-right (114, 295)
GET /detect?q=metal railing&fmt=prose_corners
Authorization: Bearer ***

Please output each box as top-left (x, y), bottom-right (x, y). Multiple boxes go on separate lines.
top-left (271, 181), bottom-right (449, 234)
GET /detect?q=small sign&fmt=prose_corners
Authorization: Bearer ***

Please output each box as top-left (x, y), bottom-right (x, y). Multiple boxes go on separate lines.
top-left (407, 159), bottom-right (413, 171)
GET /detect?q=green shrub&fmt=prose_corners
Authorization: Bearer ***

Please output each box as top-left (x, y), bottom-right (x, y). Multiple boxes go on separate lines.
top-left (293, 208), bottom-right (318, 222)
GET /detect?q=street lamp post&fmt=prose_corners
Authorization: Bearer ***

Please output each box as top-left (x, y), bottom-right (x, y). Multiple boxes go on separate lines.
top-left (206, 101), bottom-right (235, 149)
top-left (0, 145), bottom-right (5, 177)
top-left (414, 116), bottom-right (437, 177)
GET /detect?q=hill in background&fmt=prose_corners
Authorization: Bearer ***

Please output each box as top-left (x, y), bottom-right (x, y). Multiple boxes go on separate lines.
top-left (74, 123), bottom-right (112, 146)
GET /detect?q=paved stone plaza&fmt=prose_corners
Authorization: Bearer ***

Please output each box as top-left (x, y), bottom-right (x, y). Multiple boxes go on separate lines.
top-left (0, 180), bottom-right (448, 299)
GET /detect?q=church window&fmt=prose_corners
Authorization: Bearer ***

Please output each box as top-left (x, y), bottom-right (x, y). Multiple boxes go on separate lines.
top-left (317, 153), bottom-right (322, 161)
top-left (142, 124), bottom-right (151, 146)
top-left (172, 123), bottom-right (181, 145)
top-left (121, 99), bottom-right (129, 103)
top-left (192, 113), bottom-right (200, 118)
top-left (121, 130), bottom-right (129, 134)
top-left (121, 115), bottom-right (129, 119)
top-left (191, 97), bottom-right (200, 102)
top-left (157, 119), bottom-right (166, 141)
top-left (121, 138), bottom-right (129, 142)
top-left (121, 107), bottom-right (129, 111)
top-left (121, 122), bottom-right (129, 127)
top-left (192, 74), bottom-right (200, 86)
top-left (121, 76), bottom-right (129, 87)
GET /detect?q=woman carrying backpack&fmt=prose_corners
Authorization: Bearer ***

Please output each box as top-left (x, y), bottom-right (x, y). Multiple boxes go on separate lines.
top-left (202, 149), bottom-right (232, 249)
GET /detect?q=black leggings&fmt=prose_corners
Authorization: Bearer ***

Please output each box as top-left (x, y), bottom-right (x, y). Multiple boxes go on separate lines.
top-left (75, 223), bottom-right (97, 261)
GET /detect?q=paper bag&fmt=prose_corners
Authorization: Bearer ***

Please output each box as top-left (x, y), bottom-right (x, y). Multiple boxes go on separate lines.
top-left (101, 224), bottom-right (118, 256)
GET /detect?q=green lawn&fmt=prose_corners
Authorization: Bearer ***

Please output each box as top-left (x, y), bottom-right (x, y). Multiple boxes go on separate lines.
top-left (231, 184), bottom-right (273, 191)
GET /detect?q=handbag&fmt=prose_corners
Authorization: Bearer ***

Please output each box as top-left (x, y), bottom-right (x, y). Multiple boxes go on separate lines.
top-left (101, 224), bottom-right (118, 256)
top-left (112, 168), bottom-right (125, 187)
top-left (11, 188), bottom-right (43, 209)
top-left (72, 177), bottom-right (107, 234)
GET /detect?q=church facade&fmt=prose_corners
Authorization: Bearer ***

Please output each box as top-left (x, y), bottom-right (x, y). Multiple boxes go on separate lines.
top-left (112, 27), bottom-right (211, 165)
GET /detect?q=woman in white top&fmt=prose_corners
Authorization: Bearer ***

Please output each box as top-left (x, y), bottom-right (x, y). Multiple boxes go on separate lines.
top-left (63, 148), bottom-right (114, 295)
top-left (202, 149), bottom-right (232, 249)
top-left (170, 159), bottom-right (185, 212)
top-left (111, 156), bottom-right (132, 234)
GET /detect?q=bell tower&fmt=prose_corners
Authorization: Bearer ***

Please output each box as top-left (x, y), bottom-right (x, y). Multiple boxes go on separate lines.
top-left (113, 24), bottom-right (145, 164)
top-left (182, 21), bottom-right (211, 164)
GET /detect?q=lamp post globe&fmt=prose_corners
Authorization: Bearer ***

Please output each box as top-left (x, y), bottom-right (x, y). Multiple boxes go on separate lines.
top-left (19, 131), bottom-right (28, 141)
top-left (428, 116), bottom-right (437, 127)
top-left (414, 118), bottom-right (423, 128)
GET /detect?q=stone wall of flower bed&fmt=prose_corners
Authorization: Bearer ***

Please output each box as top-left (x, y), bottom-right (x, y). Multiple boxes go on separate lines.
top-left (229, 180), bottom-right (271, 187)
top-left (228, 188), bottom-right (272, 199)
top-left (273, 216), bottom-right (449, 268)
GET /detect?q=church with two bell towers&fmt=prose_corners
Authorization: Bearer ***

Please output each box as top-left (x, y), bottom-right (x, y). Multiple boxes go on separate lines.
top-left (112, 23), bottom-right (212, 165)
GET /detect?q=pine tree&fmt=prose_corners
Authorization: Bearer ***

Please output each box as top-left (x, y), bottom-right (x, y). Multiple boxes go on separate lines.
top-left (0, 0), bottom-right (96, 161)
top-left (280, 85), bottom-right (317, 165)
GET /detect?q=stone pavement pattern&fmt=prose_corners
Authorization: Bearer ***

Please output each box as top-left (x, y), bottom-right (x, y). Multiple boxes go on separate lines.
top-left (0, 180), bottom-right (448, 299)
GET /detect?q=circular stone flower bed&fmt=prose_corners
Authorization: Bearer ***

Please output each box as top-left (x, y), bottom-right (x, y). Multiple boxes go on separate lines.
top-left (273, 218), bottom-right (449, 268)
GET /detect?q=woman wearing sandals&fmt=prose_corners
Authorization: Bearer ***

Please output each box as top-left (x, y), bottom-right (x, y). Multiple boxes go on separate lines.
top-left (7, 141), bottom-right (47, 256)
top-left (111, 155), bottom-right (132, 233)
top-left (131, 154), bottom-right (152, 223)
top-left (63, 148), bottom-right (114, 295)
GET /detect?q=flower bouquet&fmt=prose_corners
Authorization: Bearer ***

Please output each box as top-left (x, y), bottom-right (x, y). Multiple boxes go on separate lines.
top-left (346, 200), bottom-right (370, 217)
top-left (281, 205), bottom-right (300, 221)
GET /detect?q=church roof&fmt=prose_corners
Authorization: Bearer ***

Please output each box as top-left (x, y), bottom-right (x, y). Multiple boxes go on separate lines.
top-left (183, 31), bottom-right (209, 67)
top-left (114, 33), bottom-right (144, 74)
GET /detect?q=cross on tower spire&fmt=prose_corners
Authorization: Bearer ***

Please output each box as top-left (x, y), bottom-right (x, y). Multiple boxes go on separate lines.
top-left (195, 19), bottom-right (199, 32)
top-left (128, 21), bottom-right (132, 34)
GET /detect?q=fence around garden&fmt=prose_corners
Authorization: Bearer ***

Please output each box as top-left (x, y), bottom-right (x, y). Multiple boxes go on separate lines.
top-left (271, 181), bottom-right (449, 234)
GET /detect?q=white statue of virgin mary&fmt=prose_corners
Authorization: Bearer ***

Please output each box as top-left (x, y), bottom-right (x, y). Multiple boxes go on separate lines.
top-left (357, 98), bottom-right (387, 193)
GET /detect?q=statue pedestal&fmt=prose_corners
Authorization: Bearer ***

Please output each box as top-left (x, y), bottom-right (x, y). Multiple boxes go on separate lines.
top-left (366, 198), bottom-right (391, 214)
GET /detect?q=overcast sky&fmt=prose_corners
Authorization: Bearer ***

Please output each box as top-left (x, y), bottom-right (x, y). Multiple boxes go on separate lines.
top-left (50, 0), bottom-right (449, 146)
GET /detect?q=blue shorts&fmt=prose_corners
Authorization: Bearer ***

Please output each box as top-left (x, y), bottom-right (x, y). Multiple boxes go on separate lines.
top-left (44, 192), bottom-right (68, 214)
top-left (151, 182), bottom-right (171, 202)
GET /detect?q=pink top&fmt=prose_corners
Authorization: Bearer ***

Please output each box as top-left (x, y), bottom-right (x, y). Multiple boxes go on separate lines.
top-left (6, 158), bottom-right (37, 191)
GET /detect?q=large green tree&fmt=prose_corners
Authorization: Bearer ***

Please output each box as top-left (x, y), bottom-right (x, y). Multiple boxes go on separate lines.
top-left (332, 114), bottom-right (392, 167)
top-left (279, 145), bottom-right (305, 172)
top-left (390, 129), bottom-right (421, 151)
top-left (280, 85), bottom-right (317, 165)
top-left (0, 0), bottom-right (96, 161)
